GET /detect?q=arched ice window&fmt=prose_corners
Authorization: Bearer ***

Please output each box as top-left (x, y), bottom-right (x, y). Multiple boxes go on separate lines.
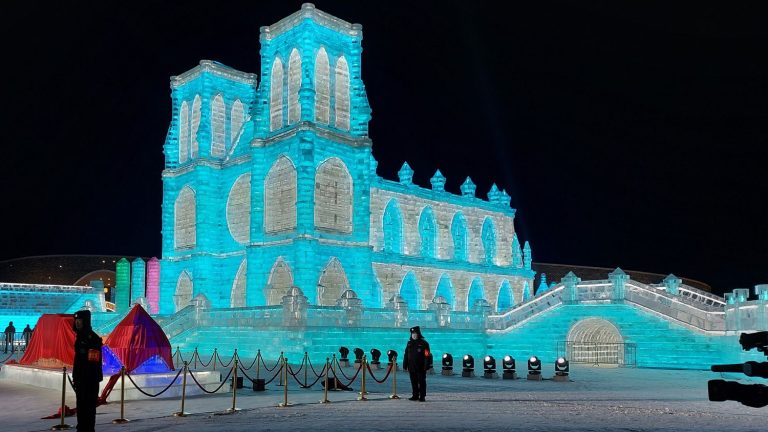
top-left (334, 56), bottom-right (350, 131)
top-left (174, 186), bottom-right (196, 249)
top-left (211, 94), bottom-right (226, 157)
top-left (178, 101), bottom-right (189, 163)
top-left (314, 158), bottom-right (352, 233)
top-left (230, 99), bottom-right (245, 150)
top-left (270, 57), bottom-right (284, 131)
top-left (264, 156), bottom-right (297, 233)
top-left (314, 47), bottom-right (330, 124)
top-left (288, 49), bottom-right (301, 124)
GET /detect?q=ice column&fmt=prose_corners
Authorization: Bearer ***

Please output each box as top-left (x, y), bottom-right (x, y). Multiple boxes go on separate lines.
top-left (114, 258), bottom-right (131, 313)
top-left (130, 257), bottom-right (146, 306)
top-left (146, 257), bottom-right (160, 314)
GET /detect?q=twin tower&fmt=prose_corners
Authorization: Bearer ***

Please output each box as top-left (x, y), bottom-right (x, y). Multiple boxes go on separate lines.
top-left (158, 4), bottom-right (535, 316)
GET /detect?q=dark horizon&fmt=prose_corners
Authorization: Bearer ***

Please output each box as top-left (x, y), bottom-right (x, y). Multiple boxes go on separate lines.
top-left (2, 1), bottom-right (766, 295)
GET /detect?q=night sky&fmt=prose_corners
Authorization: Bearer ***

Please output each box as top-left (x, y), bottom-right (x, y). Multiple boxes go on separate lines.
top-left (2, 1), bottom-right (766, 295)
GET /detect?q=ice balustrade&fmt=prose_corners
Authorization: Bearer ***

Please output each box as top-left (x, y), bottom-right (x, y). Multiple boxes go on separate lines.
top-left (487, 277), bottom-right (729, 332)
top-left (723, 285), bottom-right (768, 332)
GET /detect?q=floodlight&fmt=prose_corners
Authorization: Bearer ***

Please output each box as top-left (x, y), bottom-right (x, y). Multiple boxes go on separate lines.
top-left (462, 354), bottom-right (475, 377)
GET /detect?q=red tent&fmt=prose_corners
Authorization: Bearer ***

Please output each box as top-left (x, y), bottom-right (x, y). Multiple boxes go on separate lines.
top-left (104, 304), bottom-right (174, 372)
top-left (19, 314), bottom-right (75, 368)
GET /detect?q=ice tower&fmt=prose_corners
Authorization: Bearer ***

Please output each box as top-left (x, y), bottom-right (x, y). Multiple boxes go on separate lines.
top-left (159, 4), bottom-right (535, 315)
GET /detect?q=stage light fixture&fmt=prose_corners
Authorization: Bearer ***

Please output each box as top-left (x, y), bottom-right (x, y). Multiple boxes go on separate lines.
top-left (339, 346), bottom-right (350, 361)
top-left (353, 347), bottom-right (365, 363)
top-left (442, 353), bottom-right (453, 375)
top-left (462, 354), bottom-right (475, 377)
top-left (554, 357), bottom-right (569, 381)
top-left (386, 349), bottom-right (397, 363)
top-left (527, 356), bottom-right (542, 381)
top-left (338, 346), bottom-right (350, 366)
top-left (502, 355), bottom-right (517, 380)
top-left (483, 355), bottom-right (497, 379)
top-left (370, 349), bottom-right (382, 365)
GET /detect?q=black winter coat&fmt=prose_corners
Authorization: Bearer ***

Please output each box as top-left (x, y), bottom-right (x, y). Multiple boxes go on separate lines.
top-left (73, 311), bottom-right (103, 386)
top-left (403, 338), bottom-right (433, 371)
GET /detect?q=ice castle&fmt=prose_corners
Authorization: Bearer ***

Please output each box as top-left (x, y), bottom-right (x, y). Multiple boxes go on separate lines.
top-left (2, 4), bottom-right (766, 370)
top-left (158, 3), bottom-right (532, 319)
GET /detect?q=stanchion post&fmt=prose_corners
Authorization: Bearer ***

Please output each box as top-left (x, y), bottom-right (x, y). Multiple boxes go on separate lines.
top-left (112, 366), bottom-right (129, 423)
top-left (256, 349), bottom-right (261, 381)
top-left (319, 357), bottom-right (331, 404)
top-left (278, 357), bottom-right (291, 407)
top-left (226, 358), bottom-right (240, 413)
top-left (173, 361), bottom-right (189, 417)
top-left (357, 355), bottom-right (368, 401)
top-left (304, 352), bottom-right (308, 388)
top-left (51, 366), bottom-right (71, 430)
top-left (277, 351), bottom-right (284, 387)
top-left (194, 348), bottom-right (198, 369)
top-left (212, 348), bottom-right (217, 371)
top-left (389, 354), bottom-right (400, 399)
top-left (331, 354), bottom-right (337, 384)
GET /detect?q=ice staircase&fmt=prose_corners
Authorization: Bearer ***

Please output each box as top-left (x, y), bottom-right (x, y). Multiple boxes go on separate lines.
top-left (487, 303), bottom-right (734, 370)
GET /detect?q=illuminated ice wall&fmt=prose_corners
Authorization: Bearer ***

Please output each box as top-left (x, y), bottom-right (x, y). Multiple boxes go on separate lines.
top-left (157, 4), bottom-right (535, 315)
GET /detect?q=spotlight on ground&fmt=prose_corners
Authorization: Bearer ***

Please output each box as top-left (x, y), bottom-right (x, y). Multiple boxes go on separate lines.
top-left (527, 356), bottom-right (542, 381)
top-left (462, 354), bottom-right (475, 377)
top-left (353, 347), bottom-right (365, 364)
top-left (483, 355), bottom-right (498, 379)
top-left (442, 353), bottom-right (454, 375)
top-left (387, 349), bottom-right (397, 363)
top-left (502, 355), bottom-right (517, 380)
top-left (339, 346), bottom-right (350, 367)
top-left (370, 349), bottom-right (382, 368)
top-left (554, 357), bottom-right (570, 382)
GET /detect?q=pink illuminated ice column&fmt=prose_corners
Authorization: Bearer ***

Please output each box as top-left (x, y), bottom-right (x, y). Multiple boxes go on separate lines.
top-left (146, 257), bottom-right (160, 314)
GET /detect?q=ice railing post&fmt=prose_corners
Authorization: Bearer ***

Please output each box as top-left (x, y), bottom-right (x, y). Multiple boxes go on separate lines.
top-left (281, 286), bottom-right (308, 327)
top-left (388, 295), bottom-right (409, 327)
top-left (470, 298), bottom-right (491, 328)
top-left (725, 288), bottom-right (752, 332)
top-left (608, 268), bottom-right (629, 301)
top-left (663, 274), bottom-right (681, 296)
top-left (428, 296), bottom-right (451, 328)
top-left (337, 290), bottom-right (363, 327)
top-left (561, 272), bottom-right (581, 304)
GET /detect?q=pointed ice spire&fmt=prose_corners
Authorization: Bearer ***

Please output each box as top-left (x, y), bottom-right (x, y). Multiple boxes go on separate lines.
top-left (460, 176), bottom-right (476, 197)
top-left (537, 273), bottom-right (548, 294)
top-left (511, 233), bottom-right (523, 268)
top-left (499, 189), bottom-right (511, 207)
top-left (398, 161), bottom-right (413, 185)
top-left (488, 183), bottom-right (501, 203)
top-left (430, 169), bottom-right (446, 192)
top-left (523, 241), bottom-right (532, 269)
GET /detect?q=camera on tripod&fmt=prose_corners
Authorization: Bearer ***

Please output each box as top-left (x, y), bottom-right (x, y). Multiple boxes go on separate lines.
top-left (709, 331), bottom-right (768, 408)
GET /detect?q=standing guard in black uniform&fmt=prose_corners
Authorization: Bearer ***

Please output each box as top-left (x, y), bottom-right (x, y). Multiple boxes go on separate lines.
top-left (403, 326), bottom-right (433, 401)
top-left (72, 310), bottom-right (103, 432)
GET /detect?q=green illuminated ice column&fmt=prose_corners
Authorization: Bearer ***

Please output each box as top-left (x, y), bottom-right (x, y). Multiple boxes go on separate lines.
top-left (131, 257), bottom-right (146, 306)
top-left (114, 258), bottom-right (131, 313)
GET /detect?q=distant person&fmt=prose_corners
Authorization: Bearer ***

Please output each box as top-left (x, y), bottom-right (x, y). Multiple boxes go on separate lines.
top-left (3, 321), bottom-right (15, 353)
top-left (22, 324), bottom-right (33, 350)
top-left (72, 310), bottom-right (103, 432)
top-left (403, 326), bottom-right (432, 402)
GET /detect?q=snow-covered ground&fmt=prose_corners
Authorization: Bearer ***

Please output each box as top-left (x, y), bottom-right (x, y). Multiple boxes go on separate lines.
top-left (1, 364), bottom-right (765, 432)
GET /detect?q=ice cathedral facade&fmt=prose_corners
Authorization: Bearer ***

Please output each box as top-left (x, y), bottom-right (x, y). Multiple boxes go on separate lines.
top-left (158, 4), bottom-right (535, 315)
